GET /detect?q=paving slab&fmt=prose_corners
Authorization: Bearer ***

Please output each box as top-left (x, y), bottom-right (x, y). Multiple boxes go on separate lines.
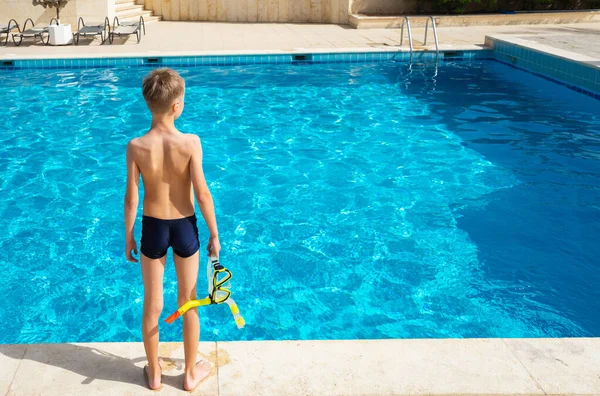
top-left (217, 339), bottom-right (545, 396)
top-left (504, 338), bottom-right (600, 395)
top-left (486, 26), bottom-right (600, 62)
top-left (4, 342), bottom-right (218, 396)
top-left (0, 344), bottom-right (27, 396)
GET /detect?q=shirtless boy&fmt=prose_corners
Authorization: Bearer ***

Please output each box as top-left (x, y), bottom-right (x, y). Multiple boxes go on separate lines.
top-left (124, 68), bottom-right (220, 391)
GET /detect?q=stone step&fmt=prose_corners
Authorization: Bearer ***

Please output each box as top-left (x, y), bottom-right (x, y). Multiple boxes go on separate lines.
top-left (114, 0), bottom-right (161, 22)
top-left (119, 14), bottom-right (161, 24)
top-left (115, 8), bottom-right (155, 20)
top-left (115, 3), bottom-right (145, 13)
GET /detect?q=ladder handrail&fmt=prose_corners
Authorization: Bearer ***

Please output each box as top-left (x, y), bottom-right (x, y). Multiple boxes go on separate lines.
top-left (399, 16), bottom-right (413, 52)
top-left (424, 16), bottom-right (439, 52)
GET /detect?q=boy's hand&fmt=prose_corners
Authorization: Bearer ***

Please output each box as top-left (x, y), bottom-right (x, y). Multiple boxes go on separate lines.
top-left (207, 236), bottom-right (221, 258)
top-left (126, 238), bottom-right (139, 263)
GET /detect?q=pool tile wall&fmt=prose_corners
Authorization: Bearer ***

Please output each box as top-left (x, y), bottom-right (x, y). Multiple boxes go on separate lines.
top-left (0, 50), bottom-right (491, 70)
top-left (490, 37), bottom-right (600, 97)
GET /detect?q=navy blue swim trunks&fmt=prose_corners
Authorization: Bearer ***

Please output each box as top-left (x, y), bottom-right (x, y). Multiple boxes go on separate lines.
top-left (140, 215), bottom-right (200, 259)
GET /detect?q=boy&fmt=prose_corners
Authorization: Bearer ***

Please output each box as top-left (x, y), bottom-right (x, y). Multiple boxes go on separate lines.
top-left (124, 68), bottom-right (220, 391)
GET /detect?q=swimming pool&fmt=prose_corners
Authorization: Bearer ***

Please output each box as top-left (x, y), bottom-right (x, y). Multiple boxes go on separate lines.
top-left (0, 59), bottom-right (598, 343)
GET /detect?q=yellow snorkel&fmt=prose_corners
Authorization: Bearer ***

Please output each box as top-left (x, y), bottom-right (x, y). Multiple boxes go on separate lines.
top-left (165, 255), bottom-right (245, 328)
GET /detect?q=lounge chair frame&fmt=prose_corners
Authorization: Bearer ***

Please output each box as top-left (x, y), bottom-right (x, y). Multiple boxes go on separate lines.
top-left (109, 16), bottom-right (145, 44)
top-left (12, 17), bottom-right (58, 46)
top-left (73, 17), bottom-right (110, 45)
top-left (0, 19), bottom-right (20, 47)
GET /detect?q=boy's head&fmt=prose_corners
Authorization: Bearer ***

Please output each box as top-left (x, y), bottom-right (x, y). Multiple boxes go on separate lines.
top-left (142, 68), bottom-right (185, 118)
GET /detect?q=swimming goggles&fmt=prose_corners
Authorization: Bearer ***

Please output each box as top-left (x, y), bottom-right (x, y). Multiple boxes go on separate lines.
top-left (165, 255), bottom-right (245, 329)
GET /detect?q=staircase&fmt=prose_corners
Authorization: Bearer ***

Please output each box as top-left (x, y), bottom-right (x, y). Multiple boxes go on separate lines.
top-left (115, 0), bottom-right (161, 24)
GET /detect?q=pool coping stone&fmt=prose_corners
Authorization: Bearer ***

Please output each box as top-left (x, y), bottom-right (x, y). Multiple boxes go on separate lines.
top-left (1, 338), bottom-right (599, 395)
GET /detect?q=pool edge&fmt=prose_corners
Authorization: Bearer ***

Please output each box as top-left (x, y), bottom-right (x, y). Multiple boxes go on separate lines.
top-left (1, 337), bottom-right (599, 395)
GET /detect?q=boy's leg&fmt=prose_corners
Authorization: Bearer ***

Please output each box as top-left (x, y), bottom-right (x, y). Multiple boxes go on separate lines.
top-left (141, 253), bottom-right (166, 390)
top-left (174, 251), bottom-right (211, 391)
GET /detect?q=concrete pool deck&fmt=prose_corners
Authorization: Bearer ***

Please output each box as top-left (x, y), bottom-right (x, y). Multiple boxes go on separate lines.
top-left (1, 338), bottom-right (599, 395)
top-left (0, 21), bottom-right (599, 59)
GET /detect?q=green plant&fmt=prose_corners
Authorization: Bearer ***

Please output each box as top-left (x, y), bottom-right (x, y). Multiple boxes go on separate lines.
top-left (431, 0), bottom-right (589, 12)
top-left (522, 0), bottom-right (553, 9)
top-left (432, 0), bottom-right (483, 13)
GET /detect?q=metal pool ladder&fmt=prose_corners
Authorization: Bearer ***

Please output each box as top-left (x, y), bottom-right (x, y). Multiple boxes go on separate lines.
top-left (424, 16), bottom-right (439, 52)
top-left (400, 16), bottom-right (439, 52)
top-left (399, 16), bottom-right (413, 51)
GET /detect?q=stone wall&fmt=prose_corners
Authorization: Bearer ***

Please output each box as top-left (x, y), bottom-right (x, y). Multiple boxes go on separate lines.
top-left (1, 0), bottom-right (351, 26)
top-left (0, 0), bottom-right (114, 27)
top-left (143, 0), bottom-right (351, 23)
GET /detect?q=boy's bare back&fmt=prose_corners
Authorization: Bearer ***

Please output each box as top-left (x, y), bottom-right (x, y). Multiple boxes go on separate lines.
top-left (128, 129), bottom-right (202, 220)
top-left (125, 67), bottom-right (218, 266)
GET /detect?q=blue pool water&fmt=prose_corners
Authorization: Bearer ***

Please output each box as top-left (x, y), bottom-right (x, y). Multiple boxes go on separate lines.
top-left (0, 60), bottom-right (599, 343)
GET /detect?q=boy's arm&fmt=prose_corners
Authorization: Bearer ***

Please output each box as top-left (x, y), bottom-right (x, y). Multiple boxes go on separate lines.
top-left (189, 135), bottom-right (220, 256)
top-left (124, 141), bottom-right (140, 263)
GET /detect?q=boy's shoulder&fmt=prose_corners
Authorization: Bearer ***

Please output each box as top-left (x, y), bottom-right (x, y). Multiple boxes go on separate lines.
top-left (127, 131), bottom-right (199, 149)
top-left (126, 136), bottom-right (142, 151)
top-left (182, 132), bottom-right (201, 146)
top-left (181, 132), bottom-right (200, 139)
top-left (127, 130), bottom-right (158, 147)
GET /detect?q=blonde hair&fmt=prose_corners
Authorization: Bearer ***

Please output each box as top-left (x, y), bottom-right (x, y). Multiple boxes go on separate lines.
top-left (142, 68), bottom-right (185, 113)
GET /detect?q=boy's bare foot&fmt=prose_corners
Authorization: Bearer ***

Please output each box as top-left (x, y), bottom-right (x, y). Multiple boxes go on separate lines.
top-left (183, 359), bottom-right (212, 391)
top-left (144, 364), bottom-right (163, 391)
